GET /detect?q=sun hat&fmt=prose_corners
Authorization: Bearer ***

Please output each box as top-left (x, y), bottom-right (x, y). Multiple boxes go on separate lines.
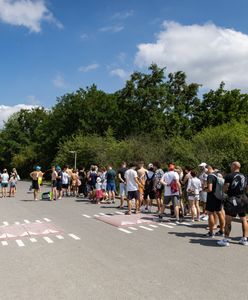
top-left (198, 162), bottom-right (207, 167)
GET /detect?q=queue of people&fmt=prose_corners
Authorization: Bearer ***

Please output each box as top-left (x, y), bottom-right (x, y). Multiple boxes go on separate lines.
top-left (0, 168), bottom-right (19, 197)
top-left (29, 160), bottom-right (248, 247)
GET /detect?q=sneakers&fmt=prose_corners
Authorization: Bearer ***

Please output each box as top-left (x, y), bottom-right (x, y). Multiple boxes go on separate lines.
top-left (215, 230), bottom-right (224, 237)
top-left (201, 215), bottom-right (209, 221)
top-left (205, 231), bottom-right (215, 238)
top-left (239, 237), bottom-right (248, 246)
top-left (217, 239), bottom-right (230, 247)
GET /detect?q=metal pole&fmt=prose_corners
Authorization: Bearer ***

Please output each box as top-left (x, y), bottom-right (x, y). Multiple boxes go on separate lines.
top-left (74, 152), bottom-right (77, 170)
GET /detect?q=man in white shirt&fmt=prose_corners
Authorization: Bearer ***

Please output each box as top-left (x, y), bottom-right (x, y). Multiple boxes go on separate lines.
top-left (124, 162), bottom-right (141, 215)
top-left (159, 163), bottom-right (181, 222)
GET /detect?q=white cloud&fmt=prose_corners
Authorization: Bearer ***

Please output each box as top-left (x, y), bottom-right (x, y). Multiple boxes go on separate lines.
top-left (99, 25), bottom-right (124, 33)
top-left (52, 74), bottom-right (67, 88)
top-left (135, 21), bottom-right (248, 91)
top-left (80, 33), bottom-right (88, 40)
top-left (0, 0), bottom-right (63, 33)
top-left (78, 63), bottom-right (99, 72)
top-left (0, 104), bottom-right (37, 127)
top-left (110, 68), bottom-right (130, 80)
top-left (111, 10), bottom-right (134, 20)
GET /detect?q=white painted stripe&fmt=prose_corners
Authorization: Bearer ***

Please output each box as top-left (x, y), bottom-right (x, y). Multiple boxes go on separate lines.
top-left (15, 222), bottom-right (20, 225)
top-left (118, 228), bottom-right (132, 234)
top-left (168, 222), bottom-right (177, 226)
top-left (68, 234), bottom-right (81, 240)
top-left (128, 227), bottom-right (138, 231)
top-left (149, 224), bottom-right (158, 228)
top-left (24, 220), bottom-right (30, 224)
top-left (158, 223), bottom-right (174, 229)
top-left (82, 214), bottom-right (91, 218)
top-left (1, 241), bottom-right (8, 246)
top-left (43, 218), bottom-right (51, 222)
top-left (16, 240), bottom-right (25, 247)
top-left (43, 237), bottom-right (54, 244)
top-left (36, 220), bottom-right (42, 223)
top-left (139, 226), bottom-right (153, 231)
top-left (56, 235), bottom-right (64, 240)
top-left (30, 238), bottom-right (37, 243)
top-left (3, 221), bottom-right (9, 226)
top-left (115, 211), bottom-right (124, 215)
top-left (99, 213), bottom-right (106, 216)
top-left (94, 214), bottom-right (100, 217)
top-left (180, 222), bottom-right (192, 226)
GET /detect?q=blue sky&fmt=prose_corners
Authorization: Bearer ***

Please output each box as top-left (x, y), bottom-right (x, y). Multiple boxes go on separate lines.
top-left (0, 0), bottom-right (248, 123)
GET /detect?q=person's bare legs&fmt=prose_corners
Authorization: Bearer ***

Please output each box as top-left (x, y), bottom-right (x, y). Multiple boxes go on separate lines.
top-left (189, 201), bottom-right (196, 221)
top-left (208, 212), bottom-right (215, 234)
top-left (240, 216), bottom-right (248, 238)
top-left (216, 210), bottom-right (225, 232)
top-left (224, 215), bottom-right (233, 237)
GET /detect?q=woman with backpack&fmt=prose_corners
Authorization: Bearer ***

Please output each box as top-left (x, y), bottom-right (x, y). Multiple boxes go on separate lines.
top-left (187, 170), bottom-right (202, 222)
top-left (143, 163), bottom-right (156, 213)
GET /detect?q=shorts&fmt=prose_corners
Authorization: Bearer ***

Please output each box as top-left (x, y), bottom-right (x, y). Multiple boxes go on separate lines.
top-left (32, 180), bottom-right (39, 190)
top-left (188, 195), bottom-right (200, 201)
top-left (224, 196), bottom-right (247, 218)
top-left (56, 182), bottom-right (62, 191)
top-left (200, 191), bottom-right (207, 203)
top-left (107, 182), bottom-right (116, 192)
top-left (206, 196), bottom-right (222, 213)
top-left (156, 189), bottom-right (163, 199)
top-left (95, 190), bottom-right (103, 199)
top-left (163, 195), bottom-right (180, 207)
top-left (62, 184), bottom-right (68, 189)
top-left (119, 183), bottom-right (126, 197)
top-left (1, 183), bottom-right (8, 188)
top-left (144, 190), bottom-right (155, 200)
top-left (52, 180), bottom-right (56, 188)
top-left (127, 190), bottom-right (139, 200)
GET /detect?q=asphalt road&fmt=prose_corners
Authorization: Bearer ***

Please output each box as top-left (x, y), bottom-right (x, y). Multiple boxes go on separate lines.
top-left (0, 181), bottom-right (247, 300)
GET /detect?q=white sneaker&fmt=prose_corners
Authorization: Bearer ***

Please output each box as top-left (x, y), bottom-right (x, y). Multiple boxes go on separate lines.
top-left (217, 239), bottom-right (230, 247)
top-left (202, 215), bottom-right (209, 221)
top-left (239, 238), bottom-right (248, 246)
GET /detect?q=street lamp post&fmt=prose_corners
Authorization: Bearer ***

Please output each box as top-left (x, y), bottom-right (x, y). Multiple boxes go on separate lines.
top-left (69, 151), bottom-right (77, 170)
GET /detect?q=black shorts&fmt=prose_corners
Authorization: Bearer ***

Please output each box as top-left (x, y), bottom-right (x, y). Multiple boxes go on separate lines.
top-left (62, 184), bottom-right (68, 189)
top-left (144, 190), bottom-right (155, 200)
top-left (224, 197), bottom-right (247, 218)
top-left (206, 196), bottom-right (222, 213)
top-left (52, 180), bottom-right (56, 188)
top-left (127, 190), bottom-right (139, 200)
top-left (32, 180), bottom-right (39, 190)
top-left (56, 182), bottom-right (62, 191)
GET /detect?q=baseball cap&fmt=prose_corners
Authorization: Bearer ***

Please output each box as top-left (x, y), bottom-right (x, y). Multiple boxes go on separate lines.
top-left (148, 163), bottom-right (153, 169)
top-left (198, 162), bottom-right (207, 167)
top-left (35, 166), bottom-right (41, 171)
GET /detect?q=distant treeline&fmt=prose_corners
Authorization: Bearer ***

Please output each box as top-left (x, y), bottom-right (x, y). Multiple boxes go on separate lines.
top-left (1, 64), bottom-right (248, 177)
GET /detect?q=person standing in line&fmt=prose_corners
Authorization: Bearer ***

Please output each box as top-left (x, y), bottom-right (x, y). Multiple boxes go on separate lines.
top-left (30, 166), bottom-right (41, 201)
top-left (159, 163), bottom-right (182, 223)
top-left (117, 162), bottom-right (127, 209)
top-left (1, 169), bottom-right (9, 198)
top-left (143, 163), bottom-right (156, 213)
top-left (205, 165), bottom-right (225, 238)
top-left (124, 162), bottom-right (141, 215)
top-left (51, 166), bottom-right (57, 200)
top-left (9, 172), bottom-right (17, 197)
top-left (153, 162), bottom-right (164, 214)
top-left (137, 162), bottom-right (147, 211)
top-left (218, 161), bottom-right (248, 246)
top-left (55, 166), bottom-right (63, 200)
top-left (198, 163), bottom-right (208, 220)
top-left (106, 165), bottom-right (116, 204)
top-left (187, 170), bottom-right (202, 222)
top-left (62, 166), bottom-right (70, 197)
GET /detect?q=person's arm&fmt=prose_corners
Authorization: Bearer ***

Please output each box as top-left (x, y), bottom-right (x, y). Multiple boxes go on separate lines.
top-left (118, 173), bottom-right (125, 183)
top-left (160, 174), bottom-right (167, 186)
top-left (135, 176), bottom-right (140, 186)
top-left (207, 175), bottom-right (213, 192)
top-left (187, 179), bottom-right (191, 192)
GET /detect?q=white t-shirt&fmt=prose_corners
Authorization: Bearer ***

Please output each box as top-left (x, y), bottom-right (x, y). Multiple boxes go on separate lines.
top-left (198, 172), bottom-right (208, 189)
top-left (125, 169), bottom-right (138, 192)
top-left (1, 173), bottom-right (9, 183)
top-left (187, 177), bottom-right (202, 195)
top-left (162, 171), bottom-right (180, 196)
top-left (62, 172), bottom-right (69, 185)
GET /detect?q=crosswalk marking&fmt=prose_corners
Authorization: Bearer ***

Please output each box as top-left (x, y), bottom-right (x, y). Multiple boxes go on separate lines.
top-left (3, 221), bottom-right (9, 226)
top-left (1, 241), bottom-right (8, 246)
top-left (15, 222), bottom-right (20, 225)
top-left (82, 214), bottom-right (91, 218)
top-left (24, 220), bottom-right (30, 224)
top-left (139, 226), bottom-right (153, 231)
top-left (180, 222), bottom-right (192, 226)
top-left (158, 223), bottom-right (174, 229)
top-left (149, 224), bottom-right (158, 228)
top-left (43, 218), bottom-right (51, 222)
top-left (115, 211), bottom-right (124, 215)
top-left (118, 228), bottom-right (132, 234)
top-left (16, 240), bottom-right (25, 247)
top-left (43, 237), bottom-right (54, 244)
top-left (99, 213), bottom-right (106, 216)
top-left (30, 238), bottom-right (37, 243)
top-left (94, 214), bottom-right (100, 217)
top-left (56, 235), bottom-right (64, 240)
top-left (128, 227), bottom-right (138, 231)
top-left (68, 234), bottom-right (81, 240)
top-left (36, 220), bottom-right (42, 223)
top-left (168, 222), bottom-right (177, 226)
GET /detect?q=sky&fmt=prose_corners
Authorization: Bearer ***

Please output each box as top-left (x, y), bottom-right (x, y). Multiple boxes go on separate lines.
top-left (0, 0), bottom-right (248, 125)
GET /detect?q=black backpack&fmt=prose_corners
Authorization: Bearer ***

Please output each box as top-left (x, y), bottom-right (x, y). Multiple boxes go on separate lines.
top-left (145, 172), bottom-right (155, 191)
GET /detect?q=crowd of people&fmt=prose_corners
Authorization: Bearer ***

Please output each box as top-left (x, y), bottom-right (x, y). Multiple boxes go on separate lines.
top-left (0, 168), bottom-right (20, 197)
top-left (28, 160), bottom-right (247, 247)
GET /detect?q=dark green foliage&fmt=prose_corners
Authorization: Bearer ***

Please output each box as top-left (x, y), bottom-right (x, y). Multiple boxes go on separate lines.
top-left (1, 65), bottom-right (248, 176)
